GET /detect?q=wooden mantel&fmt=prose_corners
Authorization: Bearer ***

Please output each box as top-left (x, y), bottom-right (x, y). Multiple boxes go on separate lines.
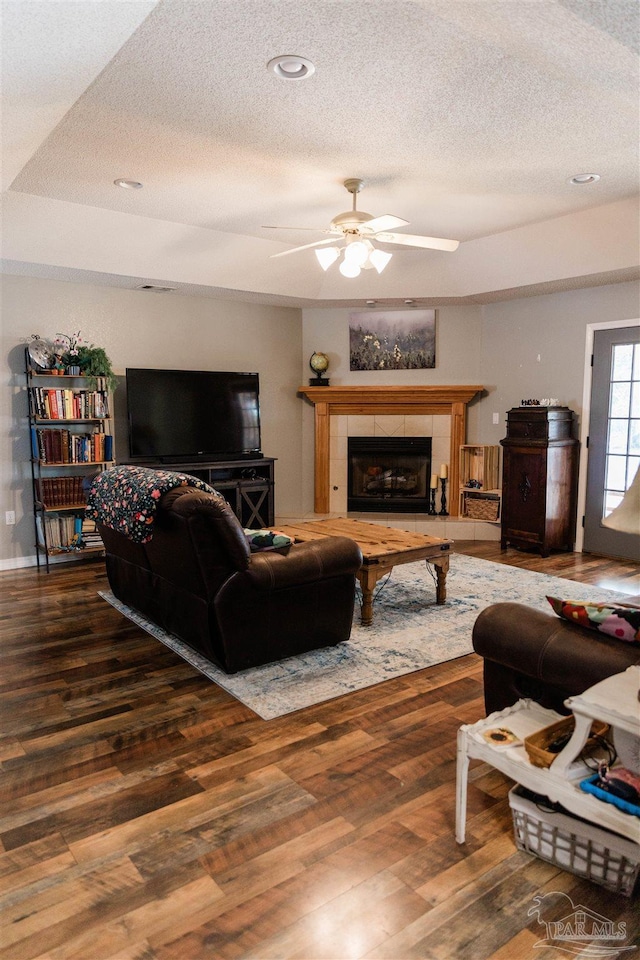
top-left (299, 385), bottom-right (484, 515)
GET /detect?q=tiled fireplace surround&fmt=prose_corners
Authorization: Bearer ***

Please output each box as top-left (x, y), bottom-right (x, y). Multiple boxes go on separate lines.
top-left (326, 413), bottom-right (499, 540)
top-left (287, 385), bottom-right (501, 541)
top-left (331, 412), bottom-right (446, 513)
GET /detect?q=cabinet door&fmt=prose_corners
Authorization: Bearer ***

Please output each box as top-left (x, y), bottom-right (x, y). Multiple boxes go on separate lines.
top-left (239, 484), bottom-right (273, 528)
top-left (503, 447), bottom-right (547, 540)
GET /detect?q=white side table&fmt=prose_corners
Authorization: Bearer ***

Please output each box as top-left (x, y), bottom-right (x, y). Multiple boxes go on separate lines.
top-left (455, 666), bottom-right (640, 845)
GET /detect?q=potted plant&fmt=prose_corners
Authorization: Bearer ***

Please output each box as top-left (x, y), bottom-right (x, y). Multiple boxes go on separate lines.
top-left (53, 331), bottom-right (82, 375)
top-left (76, 344), bottom-right (118, 391)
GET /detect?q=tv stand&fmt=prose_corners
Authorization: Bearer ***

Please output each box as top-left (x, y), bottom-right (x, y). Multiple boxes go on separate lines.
top-left (159, 451), bottom-right (263, 465)
top-left (128, 456), bottom-right (275, 528)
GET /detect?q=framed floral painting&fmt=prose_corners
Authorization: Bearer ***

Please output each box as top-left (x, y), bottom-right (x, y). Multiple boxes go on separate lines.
top-left (349, 309), bottom-right (436, 370)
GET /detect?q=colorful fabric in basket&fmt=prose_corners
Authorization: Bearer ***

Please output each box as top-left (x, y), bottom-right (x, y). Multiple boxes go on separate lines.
top-left (244, 529), bottom-right (293, 553)
top-left (580, 774), bottom-right (640, 818)
top-left (547, 596), bottom-right (640, 644)
top-left (86, 465), bottom-right (217, 543)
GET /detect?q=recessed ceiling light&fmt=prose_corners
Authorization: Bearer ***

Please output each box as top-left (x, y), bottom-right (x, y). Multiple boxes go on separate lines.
top-left (114, 178), bottom-right (143, 189)
top-left (267, 55), bottom-right (315, 80)
top-left (569, 174), bottom-right (600, 185)
top-left (365, 300), bottom-right (377, 306)
top-left (404, 299), bottom-right (415, 305)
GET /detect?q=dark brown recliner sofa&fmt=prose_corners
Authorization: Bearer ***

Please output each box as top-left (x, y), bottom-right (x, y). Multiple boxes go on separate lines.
top-left (98, 486), bottom-right (363, 674)
top-left (472, 602), bottom-right (640, 715)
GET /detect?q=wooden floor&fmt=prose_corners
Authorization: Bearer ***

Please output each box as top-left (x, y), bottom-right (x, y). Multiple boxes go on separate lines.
top-left (1, 543), bottom-right (639, 960)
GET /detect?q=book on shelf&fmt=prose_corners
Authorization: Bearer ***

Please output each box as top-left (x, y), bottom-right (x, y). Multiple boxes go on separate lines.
top-left (43, 513), bottom-right (88, 550)
top-left (30, 387), bottom-right (111, 421)
top-left (34, 429), bottom-right (113, 464)
top-left (30, 426), bottom-right (40, 460)
top-left (35, 475), bottom-right (87, 508)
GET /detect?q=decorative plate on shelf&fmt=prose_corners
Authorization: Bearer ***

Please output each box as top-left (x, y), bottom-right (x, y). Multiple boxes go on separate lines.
top-left (27, 337), bottom-right (53, 370)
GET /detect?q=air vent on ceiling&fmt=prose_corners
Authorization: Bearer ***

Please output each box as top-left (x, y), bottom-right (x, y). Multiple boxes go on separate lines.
top-left (135, 284), bottom-right (176, 293)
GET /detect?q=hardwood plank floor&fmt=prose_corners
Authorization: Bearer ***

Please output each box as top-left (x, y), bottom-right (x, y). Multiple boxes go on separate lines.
top-left (1, 544), bottom-right (638, 959)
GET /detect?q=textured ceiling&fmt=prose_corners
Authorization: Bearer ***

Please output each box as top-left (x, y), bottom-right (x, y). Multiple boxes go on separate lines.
top-left (3, 0), bottom-right (639, 304)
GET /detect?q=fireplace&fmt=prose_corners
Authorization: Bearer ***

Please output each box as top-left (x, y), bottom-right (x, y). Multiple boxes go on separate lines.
top-left (299, 384), bottom-right (483, 514)
top-left (348, 437), bottom-right (432, 513)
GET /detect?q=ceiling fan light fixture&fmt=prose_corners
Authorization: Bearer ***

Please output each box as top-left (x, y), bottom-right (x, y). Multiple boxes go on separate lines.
top-left (315, 247), bottom-right (340, 270)
top-left (344, 239), bottom-right (370, 267)
top-left (339, 258), bottom-right (361, 278)
top-left (267, 55), bottom-right (315, 80)
top-left (369, 249), bottom-right (392, 274)
top-left (268, 179), bottom-right (457, 277)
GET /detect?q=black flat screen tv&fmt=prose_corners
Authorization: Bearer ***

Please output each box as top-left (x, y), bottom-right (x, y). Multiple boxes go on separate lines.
top-left (126, 368), bottom-right (261, 462)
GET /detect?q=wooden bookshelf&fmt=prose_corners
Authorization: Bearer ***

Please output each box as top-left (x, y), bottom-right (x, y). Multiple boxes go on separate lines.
top-left (25, 349), bottom-right (114, 570)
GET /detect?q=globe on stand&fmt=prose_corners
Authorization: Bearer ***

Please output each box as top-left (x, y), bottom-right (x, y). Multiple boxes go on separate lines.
top-left (309, 351), bottom-right (330, 386)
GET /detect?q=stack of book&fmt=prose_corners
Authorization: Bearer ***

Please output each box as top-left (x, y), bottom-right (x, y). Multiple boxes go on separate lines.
top-left (80, 518), bottom-right (103, 549)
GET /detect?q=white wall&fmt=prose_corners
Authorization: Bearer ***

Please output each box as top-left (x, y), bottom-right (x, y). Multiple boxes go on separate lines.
top-left (300, 282), bottom-right (640, 515)
top-left (300, 304), bottom-right (484, 513)
top-left (3, 273), bottom-right (638, 566)
top-left (1, 274), bottom-right (302, 568)
top-left (478, 281), bottom-right (640, 444)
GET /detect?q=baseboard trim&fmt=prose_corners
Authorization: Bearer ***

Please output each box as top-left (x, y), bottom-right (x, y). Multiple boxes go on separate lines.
top-left (0, 553), bottom-right (83, 571)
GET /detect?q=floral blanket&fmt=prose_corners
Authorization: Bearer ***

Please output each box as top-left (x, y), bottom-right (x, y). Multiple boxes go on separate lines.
top-left (85, 465), bottom-right (217, 543)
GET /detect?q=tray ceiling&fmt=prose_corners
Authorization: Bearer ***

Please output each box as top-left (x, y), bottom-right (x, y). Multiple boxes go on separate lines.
top-left (2, 0), bottom-right (639, 305)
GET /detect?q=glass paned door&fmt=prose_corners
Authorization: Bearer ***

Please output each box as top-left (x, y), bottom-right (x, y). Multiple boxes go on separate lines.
top-left (603, 341), bottom-right (640, 516)
top-left (584, 325), bottom-right (640, 560)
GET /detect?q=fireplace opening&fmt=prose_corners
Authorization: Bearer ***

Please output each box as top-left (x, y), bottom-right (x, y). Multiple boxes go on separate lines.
top-left (348, 437), bottom-right (432, 513)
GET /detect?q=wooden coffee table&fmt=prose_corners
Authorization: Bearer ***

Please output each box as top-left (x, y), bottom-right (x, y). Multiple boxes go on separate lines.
top-left (278, 518), bottom-right (453, 626)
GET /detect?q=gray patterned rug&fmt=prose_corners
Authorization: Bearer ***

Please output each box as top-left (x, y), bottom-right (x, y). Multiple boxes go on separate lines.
top-left (99, 555), bottom-right (631, 720)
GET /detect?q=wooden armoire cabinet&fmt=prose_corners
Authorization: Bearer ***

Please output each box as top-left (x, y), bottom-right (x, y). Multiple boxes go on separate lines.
top-left (500, 407), bottom-right (579, 556)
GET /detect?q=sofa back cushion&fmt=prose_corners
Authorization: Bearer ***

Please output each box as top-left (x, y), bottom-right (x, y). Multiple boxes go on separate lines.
top-left (143, 488), bottom-right (251, 599)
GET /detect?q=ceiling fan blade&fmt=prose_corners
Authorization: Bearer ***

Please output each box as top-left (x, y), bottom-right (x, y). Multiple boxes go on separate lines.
top-left (270, 237), bottom-right (340, 259)
top-left (362, 214), bottom-right (410, 234)
top-left (375, 232), bottom-right (459, 252)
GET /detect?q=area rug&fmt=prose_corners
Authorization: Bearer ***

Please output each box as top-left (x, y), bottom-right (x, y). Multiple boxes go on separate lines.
top-left (99, 555), bottom-right (633, 720)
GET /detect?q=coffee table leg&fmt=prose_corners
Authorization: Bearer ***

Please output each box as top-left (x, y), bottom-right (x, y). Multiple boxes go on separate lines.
top-left (432, 555), bottom-right (449, 604)
top-left (356, 568), bottom-right (379, 626)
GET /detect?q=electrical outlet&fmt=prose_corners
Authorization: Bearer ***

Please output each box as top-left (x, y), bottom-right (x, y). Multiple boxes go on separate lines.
top-left (492, 412), bottom-right (500, 425)
top-left (5, 511), bottom-right (15, 525)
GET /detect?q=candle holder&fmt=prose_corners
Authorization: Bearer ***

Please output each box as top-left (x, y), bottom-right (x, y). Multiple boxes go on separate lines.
top-left (428, 487), bottom-right (438, 515)
top-left (439, 477), bottom-right (449, 516)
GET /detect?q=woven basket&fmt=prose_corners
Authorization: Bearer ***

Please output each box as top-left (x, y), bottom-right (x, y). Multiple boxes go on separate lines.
top-left (510, 786), bottom-right (640, 896)
top-left (465, 496), bottom-right (500, 521)
top-left (524, 716), bottom-right (610, 769)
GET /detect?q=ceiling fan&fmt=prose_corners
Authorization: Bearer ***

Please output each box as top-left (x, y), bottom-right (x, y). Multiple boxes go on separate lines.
top-left (263, 178), bottom-right (459, 277)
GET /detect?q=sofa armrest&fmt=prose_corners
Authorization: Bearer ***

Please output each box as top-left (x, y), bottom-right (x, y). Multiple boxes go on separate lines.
top-left (243, 537), bottom-right (363, 590)
top-left (473, 602), bottom-right (640, 712)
